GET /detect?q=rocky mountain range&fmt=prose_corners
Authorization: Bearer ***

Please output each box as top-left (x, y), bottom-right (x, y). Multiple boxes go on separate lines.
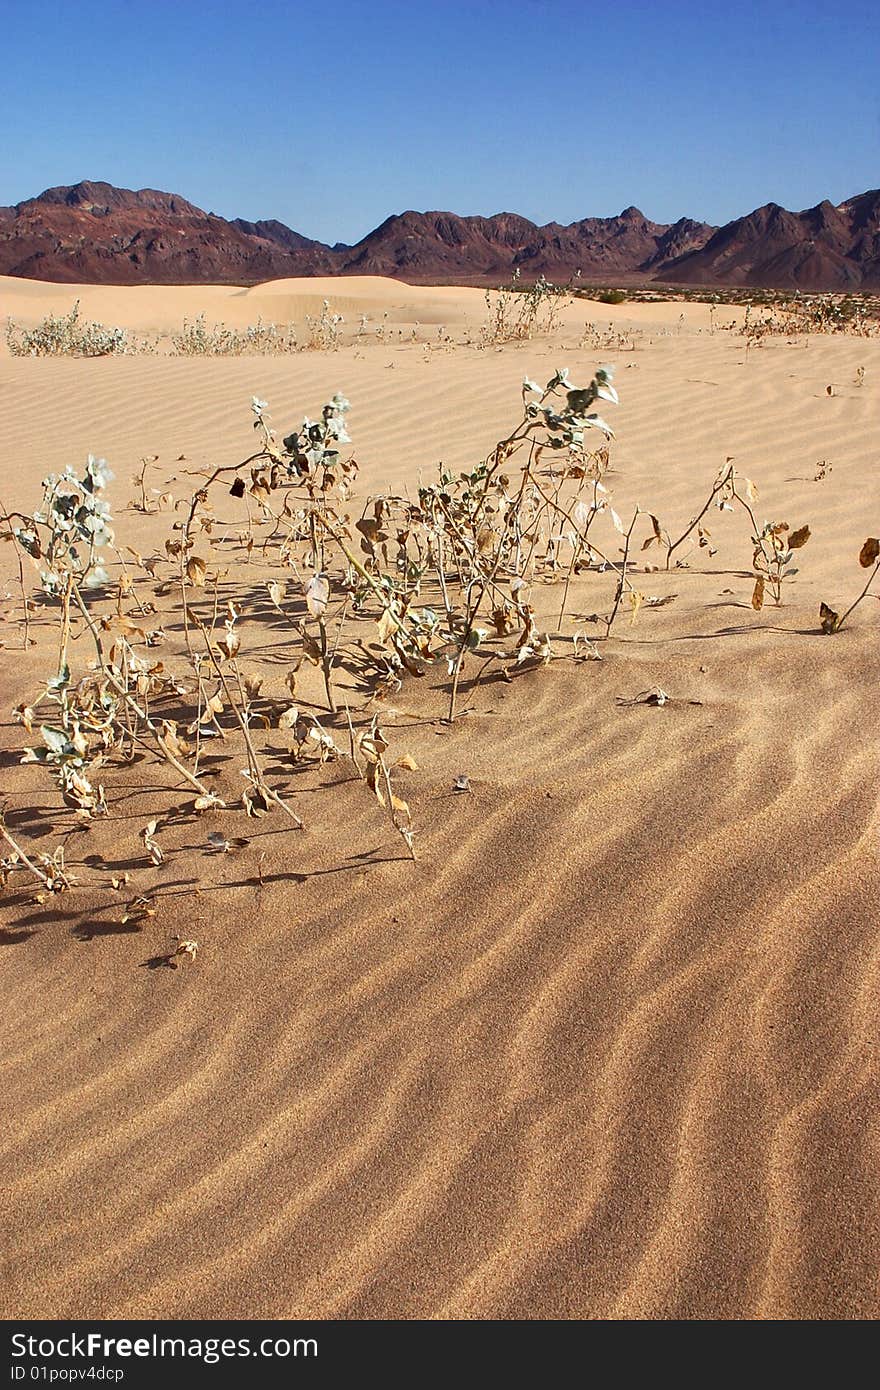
top-left (1, 180), bottom-right (878, 290)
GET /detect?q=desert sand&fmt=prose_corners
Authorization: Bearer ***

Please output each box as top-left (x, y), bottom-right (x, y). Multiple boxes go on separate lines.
top-left (0, 275), bottom-right (878, 1320)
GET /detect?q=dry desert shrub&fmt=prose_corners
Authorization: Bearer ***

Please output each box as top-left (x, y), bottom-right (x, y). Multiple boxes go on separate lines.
top-left (171, 314), bottom-right (298, 355)
top-left (739, 294), bottom-right (879, 346)
top-left (304, 300), bottom-right (344, 350)
top-left (482, 270), bottom-right (575, 345)
top-left (1, 362), bottom-right (872, 941)
top-left (5, 300), bottom-right (147, 356)
top-left (579, 320), bottom-right (637, 352)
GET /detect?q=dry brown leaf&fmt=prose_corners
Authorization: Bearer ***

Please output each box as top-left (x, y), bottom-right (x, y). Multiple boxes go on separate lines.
top-left (158, 721), bottom-right (188, 760)
top-left (356, 517), bottom-right (383, 544)
top-left (298, 628), bottom-right (322, 665)
top-left (819, 601), bottom-right (840, 634)
top-left (376, 608), bottom-right (399, 644)
top-left (13, 704), bottom-right (35, 732)
top-left (788, 525), bottom-right (811, 550)
top-left (104, 614), bottom-right (146, 640)
top-left (751, 576), bottom-right (765, 611)
top-left (186, 555), bottom-right (207, 587)
top-left (490, 604), bottom-right (516, 636)
top-left (859, 537), bottom-right (880, 568)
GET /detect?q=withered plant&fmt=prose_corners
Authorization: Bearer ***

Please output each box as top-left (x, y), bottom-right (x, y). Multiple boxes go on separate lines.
top-left (304, 300), bottom-right (344, 350)
top-left (171, 315), bottom-right (298, 355)
top-left (739, 295), bottom-right (879, 343)
top-left (649, 459), bottom-right (810, 608)
top-left (7, 353), bottom-right (868, 945)
top-left (819, 537), bottom-right (880, 633)
top-left (5, 301), bottom-right (144, 356)
top-left (482, 271), bottom-right (574, 345)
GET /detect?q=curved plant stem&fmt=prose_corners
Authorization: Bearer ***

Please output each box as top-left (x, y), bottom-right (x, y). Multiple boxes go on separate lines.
top-left (605, 509), bottom-right (640, 638)
top-left (0, 499), bottom-right (33, 649)
top-left (0, 818), bottom-right (53, 888)
top-left (834, 557), bottom-right (880, 633)
top-left (665, 462), bottom-right (734, 570)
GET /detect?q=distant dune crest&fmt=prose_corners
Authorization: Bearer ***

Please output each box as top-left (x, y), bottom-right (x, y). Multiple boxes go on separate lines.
top-left (1, 179), bottom-right (878, 289)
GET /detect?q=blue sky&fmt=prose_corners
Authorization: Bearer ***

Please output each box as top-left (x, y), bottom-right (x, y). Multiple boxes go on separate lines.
top-left (2, 0), bottom-right (878, 242)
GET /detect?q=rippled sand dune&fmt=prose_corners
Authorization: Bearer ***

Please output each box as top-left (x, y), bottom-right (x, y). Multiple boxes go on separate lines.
top-left (1, 276), bottom-right (878, 1318)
